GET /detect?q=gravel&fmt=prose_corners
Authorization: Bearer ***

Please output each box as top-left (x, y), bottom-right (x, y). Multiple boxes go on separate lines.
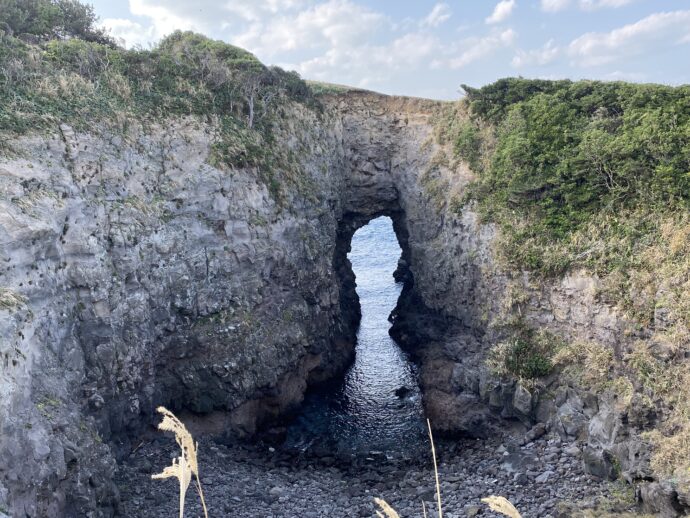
top-left (116, 432), bottom-right (617, 517)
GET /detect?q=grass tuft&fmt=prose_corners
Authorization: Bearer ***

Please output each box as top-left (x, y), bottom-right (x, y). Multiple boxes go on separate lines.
top-left (427, 419), bottom-right (443, 518)
top-left (374, 498), bottom-right (401, 518)
top-left (152, 406), bottom-right (208, 518)
top-left (482, 495), bottom-right (523, 518)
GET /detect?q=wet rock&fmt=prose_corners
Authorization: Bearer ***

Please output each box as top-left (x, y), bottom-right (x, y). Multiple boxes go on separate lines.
top-left (394, 386), bottom-right (412, 398)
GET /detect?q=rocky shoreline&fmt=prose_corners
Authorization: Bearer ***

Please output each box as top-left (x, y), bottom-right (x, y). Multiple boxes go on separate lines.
top-left (2, 84), bottom-right (686, 515)
top-left (116, 428), bottom-right (623, 518)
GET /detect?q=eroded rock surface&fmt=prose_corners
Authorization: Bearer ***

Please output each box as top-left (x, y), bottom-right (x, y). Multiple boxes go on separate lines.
top-left (0, 90), bottom-right (679, 515)
top-left (0, 106), bottom-right (354, 516)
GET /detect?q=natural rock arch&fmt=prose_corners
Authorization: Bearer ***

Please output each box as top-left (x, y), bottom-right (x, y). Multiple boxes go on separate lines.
top-left (1, 90), bottom-right (645, 517)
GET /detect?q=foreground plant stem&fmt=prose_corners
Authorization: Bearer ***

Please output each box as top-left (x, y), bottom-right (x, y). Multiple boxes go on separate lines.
top-left (427, 419), bottom-right (443, 518)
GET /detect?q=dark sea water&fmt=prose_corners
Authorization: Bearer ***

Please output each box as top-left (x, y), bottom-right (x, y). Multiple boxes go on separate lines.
top-left (284, 216), bottom-right (426, 458)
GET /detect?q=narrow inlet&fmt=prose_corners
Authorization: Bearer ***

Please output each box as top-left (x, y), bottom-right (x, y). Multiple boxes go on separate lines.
top-left (284, 216), bottom-right (425, 458)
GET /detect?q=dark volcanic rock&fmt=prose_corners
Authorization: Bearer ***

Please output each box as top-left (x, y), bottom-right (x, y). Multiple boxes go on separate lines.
top-left (0, 89), bottom-right (684, 516)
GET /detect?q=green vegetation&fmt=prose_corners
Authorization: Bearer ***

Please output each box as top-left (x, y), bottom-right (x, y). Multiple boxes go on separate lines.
top-left (0, 1), bottom-right (318, 200)
top-left (0, 0), bottom-right (113, 44)
top-left (489, 323), bottom-right (564, 380)
top-left (447, 78), bottom-right (690, 277)
top-left (306, 80), bottom-right (357, 95)
top-left (445, 80), bottom-right (690, 479)
top-left (0, 28), bottom-right (314, 132)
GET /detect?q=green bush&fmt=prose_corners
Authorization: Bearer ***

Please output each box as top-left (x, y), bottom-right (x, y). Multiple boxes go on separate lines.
top-left (0, 24), bottom-right (317, 202)
top-left (489, 326), bottom-right (563, 380)
top-left (505, 337), bottom-right (553, 379)
top-left (455, 78), bottom-right (690, 276)
top-left (454, 122), bottom-right (482, 172)
top-left (0, 0), bottom-right (113, 44)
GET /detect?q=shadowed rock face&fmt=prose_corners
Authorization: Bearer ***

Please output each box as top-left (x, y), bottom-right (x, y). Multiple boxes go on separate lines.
top-left (0, 111), bottom-right (352, 516)
top-left (0, 93), bottom-right (452, 517)
top-left (0, 91), bottom-right (673, 516)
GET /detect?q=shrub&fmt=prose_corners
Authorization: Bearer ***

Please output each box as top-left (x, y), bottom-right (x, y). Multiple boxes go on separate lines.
top-left (0, 26), bottom-right (316, 202)
top-left (0, 0), bottom-right (114, 44)
top-left (450, 78), bottom-right (690, 281)
top-left (489, 325), bottom-right (563, 380)
top-left (504, 337), bottom-right (553, 379)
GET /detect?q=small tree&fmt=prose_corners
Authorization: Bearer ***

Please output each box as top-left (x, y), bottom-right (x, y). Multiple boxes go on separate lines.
top-left (0, 0), bottom-right (114, 44)
top-left (236, 62), bottom-right (267, 128)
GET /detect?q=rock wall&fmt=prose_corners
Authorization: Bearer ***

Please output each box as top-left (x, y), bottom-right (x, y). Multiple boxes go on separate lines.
top-left (0, 105), bottom-right (357, 516)
top-left (0, 90), bottom-right (678, 516)
top-left (326, 92), bottom-right (680, 514)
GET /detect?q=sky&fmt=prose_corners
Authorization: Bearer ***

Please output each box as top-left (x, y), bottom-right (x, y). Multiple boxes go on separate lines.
top-left (92, 0), bottom-right (690, 100)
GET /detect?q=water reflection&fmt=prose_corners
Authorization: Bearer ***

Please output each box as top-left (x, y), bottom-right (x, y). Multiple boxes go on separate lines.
top-left (284, 216), bottom-right (425, 457)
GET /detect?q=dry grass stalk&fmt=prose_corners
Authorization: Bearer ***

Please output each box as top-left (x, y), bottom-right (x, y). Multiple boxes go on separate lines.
top-left (372, 421), bottom-right (522, 518)
top-left (481, 495), bottom-right (522, 518)
top-left (427, 419), bottom-right (443, 518)
top-left (0, 288), bottom-right (26, 310)
top-left (374, 498), bottom-right (401, 518)
top-left (152, 407), bottom-right (208, 518)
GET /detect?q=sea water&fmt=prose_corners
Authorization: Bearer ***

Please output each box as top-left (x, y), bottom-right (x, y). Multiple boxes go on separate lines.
top-left (284, 216), bottom-right (426, 458)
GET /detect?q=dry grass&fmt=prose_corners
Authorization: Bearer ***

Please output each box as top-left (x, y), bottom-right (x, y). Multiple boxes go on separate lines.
top-left (374, 498), bottom-right (401, 518)
top-left (427, 419), bottom-right (443, 518)
top-left (373, 420), bottom-right (524, 518)
top-left (152, 407), bottom-right (208, 518)
top-left (553, 340), bottom-right (615, 388)
top-left (481, 495), bottom-right (523, 518)
top-left (0, 288), bottom-right (26, 310)
top-left (554, 333), bottom-right (690, 478)
top-left (552, 335), bottom-right (690, 476)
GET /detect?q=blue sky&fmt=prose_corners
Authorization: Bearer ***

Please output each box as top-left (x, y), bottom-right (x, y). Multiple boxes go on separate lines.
top-left (93, 0), bottom-right (690, 99)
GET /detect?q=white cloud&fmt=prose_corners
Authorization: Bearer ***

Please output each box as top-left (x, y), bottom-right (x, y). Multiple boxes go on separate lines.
top-left (541, 0), bottom-right (635, 12)
top-left (127, 0), bottom-right (205, 36)
top-left (435, 29), bottom-right (516, 69)
top-left (541, 0), bottom-right (570, 12)
top-left (93, 0), bottom-right (690, 99)
top-left (421, 3), bottom-right (452, 28)
top-left (222, 0), bottom-right (307, 21)
top-left (512, 39), bottom-right (560, 67)
top-left (233, 0), bottom-right (385, 58)
top-left (101, 18), bottom-right (155, 48)
top-left (294, 32), bottom-right (439, 85)
top-left (579, 0), bottom-right (635, 10)
top-left (104, 0), bottom-right (309, 46)
top-left (486, 0), bottom-right (516, 24)
top-left (569, 10), bottom-right (690, 66)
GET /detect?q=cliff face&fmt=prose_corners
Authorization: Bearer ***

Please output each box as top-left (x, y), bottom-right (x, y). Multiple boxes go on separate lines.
top-left (0, 104), bottom-right (354, 516)
top-left (322, 92), bottom-right (678, 513)
top-left (0, 91), bottom-right (680, 516)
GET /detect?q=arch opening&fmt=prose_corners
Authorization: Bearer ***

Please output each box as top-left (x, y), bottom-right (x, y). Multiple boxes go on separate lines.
top-left (283, 214), bottom-right (426, 457)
